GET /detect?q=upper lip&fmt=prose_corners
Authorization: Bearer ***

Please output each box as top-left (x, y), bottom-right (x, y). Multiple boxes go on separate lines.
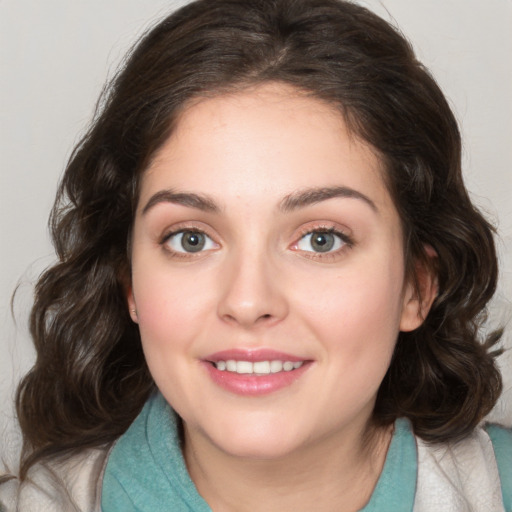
top-left (205, 348), bottom-right (307, 363)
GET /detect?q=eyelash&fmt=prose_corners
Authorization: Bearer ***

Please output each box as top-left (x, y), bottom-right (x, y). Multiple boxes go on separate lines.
top-left (159, 224), bottom-right (354, 260)
top-left (160, 226), bottom-right (218, 259)
top-left (292, 226), bottom-right (354, 261)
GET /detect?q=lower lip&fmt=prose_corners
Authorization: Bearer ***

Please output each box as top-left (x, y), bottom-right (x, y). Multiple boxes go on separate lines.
top-left (203, 362), bottom-right (311, 396)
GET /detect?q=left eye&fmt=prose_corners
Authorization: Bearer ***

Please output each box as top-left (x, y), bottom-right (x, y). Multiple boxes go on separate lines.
top-left (165, 230), bottom-right (217, 253)
top-left (296, 231), bottom-right (346, 253)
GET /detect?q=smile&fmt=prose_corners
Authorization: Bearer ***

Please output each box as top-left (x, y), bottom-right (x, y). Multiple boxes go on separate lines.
top-left (214, 360), bottom-right (304, 375)
top-left (204, 350), bottom-right (311, 395)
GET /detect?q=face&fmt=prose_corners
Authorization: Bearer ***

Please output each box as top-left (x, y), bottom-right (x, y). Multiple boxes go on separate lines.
top-left (128, 83), bottom-right (426, 460)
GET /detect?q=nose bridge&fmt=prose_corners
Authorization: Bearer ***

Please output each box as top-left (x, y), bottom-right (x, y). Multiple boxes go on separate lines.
top-left (217, 240), bottom-right (288, 328)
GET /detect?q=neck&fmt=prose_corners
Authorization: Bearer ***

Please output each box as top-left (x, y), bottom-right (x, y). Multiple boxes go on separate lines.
top-left (184, 419), bottom-right (393, 512)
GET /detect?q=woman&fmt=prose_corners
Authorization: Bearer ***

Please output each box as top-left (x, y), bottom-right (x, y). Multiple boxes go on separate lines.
top-left (1, 0), bottom-right (510, 510)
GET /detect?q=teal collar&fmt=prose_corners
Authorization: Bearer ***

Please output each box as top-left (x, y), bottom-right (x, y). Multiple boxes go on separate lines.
top-left (102, 392), bottom-right (417, 511)
top-left (102, 392), bottom-right (210, 511)
top-left (360, 418), bottom-right (417, 511)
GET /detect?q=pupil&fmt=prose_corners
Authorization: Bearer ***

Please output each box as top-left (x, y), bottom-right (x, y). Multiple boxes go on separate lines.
top-left (312, 232), bottom-right (334, 252)
top-left (182, 232), bottom-right (205, 252)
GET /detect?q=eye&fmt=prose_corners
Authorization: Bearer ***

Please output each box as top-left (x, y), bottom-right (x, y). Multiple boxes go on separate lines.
top-left (164, 230), bottom-right (217, 253)
top-left (296, 230), bottom-right (347, 253)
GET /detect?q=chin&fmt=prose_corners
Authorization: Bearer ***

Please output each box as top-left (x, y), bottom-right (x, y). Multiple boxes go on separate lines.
top-left (192, 415), bottom-right (309, 461)
top-left (216, 434), bottom-right (303, 460)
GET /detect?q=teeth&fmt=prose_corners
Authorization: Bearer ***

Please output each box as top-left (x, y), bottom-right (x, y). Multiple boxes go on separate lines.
top-left (214, 359), bottom-right (304, 375)
top-left (283, 361), bottom-right (294, 371)
top-left (270, 360), bottom-right (283, 373)
top-left (253, 361), bottom-right (270, 374)
top-left (236, 361), bottom-right (253, 374)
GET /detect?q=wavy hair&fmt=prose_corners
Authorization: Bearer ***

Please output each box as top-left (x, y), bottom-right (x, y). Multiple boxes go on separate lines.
top-left (16, 0), bottom-right (502, 478)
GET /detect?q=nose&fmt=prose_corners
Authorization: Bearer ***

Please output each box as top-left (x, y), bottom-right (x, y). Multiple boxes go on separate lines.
top-left (217, 249), bottom-right (289, 329)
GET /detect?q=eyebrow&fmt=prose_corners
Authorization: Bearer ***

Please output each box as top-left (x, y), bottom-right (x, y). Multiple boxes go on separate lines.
top-left (141, 185), bottom-right (377, 216)
top-left (279, 186), bottom-right (378, 213)
top-left (141, 189), bottom-right (220, 215)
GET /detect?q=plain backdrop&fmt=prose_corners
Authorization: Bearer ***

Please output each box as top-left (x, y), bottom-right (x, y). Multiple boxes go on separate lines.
top-left (1, 0), bottom-right (511, 471)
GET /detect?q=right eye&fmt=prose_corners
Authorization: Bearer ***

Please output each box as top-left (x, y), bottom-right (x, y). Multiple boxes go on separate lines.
top-left (164, 230), bottom-right (217, 253)
top-left (296, 230), bottom-right (346, 253)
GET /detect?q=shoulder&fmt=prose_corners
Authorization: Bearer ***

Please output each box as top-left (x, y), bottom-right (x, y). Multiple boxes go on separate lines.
top-left (414, 423), bottom-right (511, 512)
top-left (1, 446), bottom-right (110, 512)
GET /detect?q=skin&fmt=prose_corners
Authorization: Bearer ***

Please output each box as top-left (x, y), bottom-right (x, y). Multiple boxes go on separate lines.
top-left (128, 83), bottom-right (436, 511)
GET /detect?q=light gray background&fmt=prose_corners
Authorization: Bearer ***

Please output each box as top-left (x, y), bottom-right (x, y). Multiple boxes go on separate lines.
top-left (1, 0), bottom-right (511, 471)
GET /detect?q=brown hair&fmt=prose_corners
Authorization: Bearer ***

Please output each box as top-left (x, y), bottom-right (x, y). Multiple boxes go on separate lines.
top-left (16, 0), bottom-right (502, 477)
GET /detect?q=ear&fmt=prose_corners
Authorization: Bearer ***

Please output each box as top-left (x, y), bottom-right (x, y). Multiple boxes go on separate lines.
top-left (126, 286), bottom-right (139, 324)
top-left (400, 246), bottom-right (438, 332)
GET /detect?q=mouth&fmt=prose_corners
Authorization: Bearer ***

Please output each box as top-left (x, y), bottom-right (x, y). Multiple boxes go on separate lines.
top-left (203, 349), bottom-right (311, 395)
top-left (212, 360), bottom-right (304, 375)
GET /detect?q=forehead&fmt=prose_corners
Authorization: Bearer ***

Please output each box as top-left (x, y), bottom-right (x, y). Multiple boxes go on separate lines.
top-left (139, 83), bottom-right (392, 214)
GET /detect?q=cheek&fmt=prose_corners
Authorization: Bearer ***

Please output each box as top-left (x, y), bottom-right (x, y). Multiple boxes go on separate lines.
top-left (294, 256), bottom-right (406, 357)
top-left (132, 265), bottom-right (212, 352)
top-left (131, 267), bottom-right (214, 403)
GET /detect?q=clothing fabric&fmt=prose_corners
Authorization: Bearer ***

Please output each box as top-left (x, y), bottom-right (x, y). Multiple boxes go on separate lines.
top-left (102, 392), bottom-right (511, 512)
top-left (2, 391), bottom-right (511, 511)
top-left (101, 395), bottom-right (419, 511)
top-left (1, 446), bottom-right (109, 512)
